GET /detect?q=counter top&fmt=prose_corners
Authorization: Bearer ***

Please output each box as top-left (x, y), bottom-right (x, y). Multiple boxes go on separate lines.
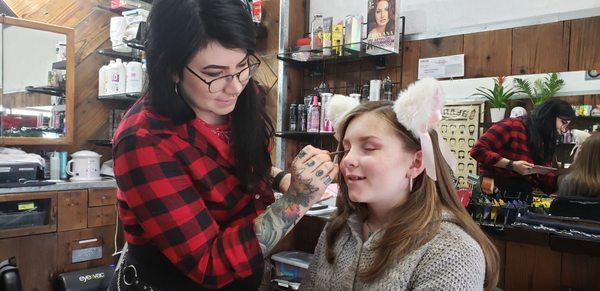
top-left (0, 179), bottom-right (117, 194)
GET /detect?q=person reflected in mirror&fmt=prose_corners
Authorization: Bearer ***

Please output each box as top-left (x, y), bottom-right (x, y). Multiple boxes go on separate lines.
top-left (470, 99), bottom-right (575, 196)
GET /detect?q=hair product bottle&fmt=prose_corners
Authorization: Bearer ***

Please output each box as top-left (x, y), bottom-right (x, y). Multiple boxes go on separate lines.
top-left (307, 95), bottom-right (321, 132)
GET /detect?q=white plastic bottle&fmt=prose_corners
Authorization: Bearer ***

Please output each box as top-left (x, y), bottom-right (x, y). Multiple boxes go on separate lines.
top-left (50, 151), bottom-right (60, 180)
top-left (98, 63), bottom-right (108, 96)
top-left (110, 58), bottom-right (127, 94)
top-left (126, 61), bottom-right (143, 93)
top-left (103, 60), bottom-right (115, 95)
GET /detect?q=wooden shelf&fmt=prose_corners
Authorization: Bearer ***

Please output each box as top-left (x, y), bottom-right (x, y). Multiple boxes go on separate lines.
top-left (97, 92), bottom-right (141, 102)
top-left (25, 86), bottom-right (65, 97)
top-left (88, 139), bottom-right (113, 147)
top-left (96, 48), bottom-right (141, 62)
top-left (52, 60), bottom-right (66, 70)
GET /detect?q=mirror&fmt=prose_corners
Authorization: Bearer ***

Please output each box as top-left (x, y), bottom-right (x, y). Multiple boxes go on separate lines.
top-left (0, 16), bottom-right (74, 145)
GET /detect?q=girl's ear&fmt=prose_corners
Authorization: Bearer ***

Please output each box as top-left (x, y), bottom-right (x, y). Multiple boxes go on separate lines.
top-left (407, 150), bottom-right (425, 178)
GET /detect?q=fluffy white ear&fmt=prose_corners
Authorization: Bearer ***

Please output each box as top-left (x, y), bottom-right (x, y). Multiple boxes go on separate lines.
top-left (570, 129), bottom-right (591, 156)
top-left (327, 94), bottom-right (359, 130)
top-left (572, 129), bottom-right (591, 145)
top-left (393, 77), bottom-right (456, 180)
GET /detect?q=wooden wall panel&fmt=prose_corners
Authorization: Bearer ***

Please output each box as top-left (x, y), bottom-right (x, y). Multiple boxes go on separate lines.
top-left (5, 0), bottom-right (96, 28)
top-left (419, 35), bottom-right (464, 59)
top-left (569, 16), bottom-right (600, 71)
top-left (401, 40), bottom-right (420, 89)
top-left (512, 22), bottom-right (570, 75)
top-left (504, 242), bottom-right (562, 291)
top-left (464, 29), bottom-right (512, 78)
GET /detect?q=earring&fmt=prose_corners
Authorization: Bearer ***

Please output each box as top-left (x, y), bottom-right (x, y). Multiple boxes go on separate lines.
top-left (174, 83), bottom-right (180, 96)
top-left (409, 177), bottom-right (413, 192)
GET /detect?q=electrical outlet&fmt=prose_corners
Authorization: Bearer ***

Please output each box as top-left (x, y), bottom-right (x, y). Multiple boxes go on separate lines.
top-left (585, 70), bottom-right (600, 80)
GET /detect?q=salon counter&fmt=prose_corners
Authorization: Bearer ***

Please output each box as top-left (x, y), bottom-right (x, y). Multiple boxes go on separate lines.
top-left (0, 179), bottom-right (117, 194)
top-left (274, 215), bottom-right (600, 291)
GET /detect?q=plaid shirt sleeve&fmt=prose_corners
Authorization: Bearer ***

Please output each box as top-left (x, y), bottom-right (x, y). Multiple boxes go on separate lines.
top-left (114, 132), bottom-right (263, 288)
top-left (469, 119), bottom-right (518, 165)
top-left (469, 119), bottom-right (558, 193)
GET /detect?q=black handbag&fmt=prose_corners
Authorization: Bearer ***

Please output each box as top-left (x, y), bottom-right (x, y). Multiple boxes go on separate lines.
top-left (0, 257), bottom-right (22, 291)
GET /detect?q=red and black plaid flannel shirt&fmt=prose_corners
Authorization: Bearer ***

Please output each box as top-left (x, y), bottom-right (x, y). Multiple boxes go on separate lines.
top-left (469, 118), bottom-right (557, 194)
top-left (112, 98), bottom-right (274, 288)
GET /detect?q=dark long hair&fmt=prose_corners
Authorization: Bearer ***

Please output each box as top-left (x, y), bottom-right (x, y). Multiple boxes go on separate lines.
top-left (525, 99), bottom-right (575, 164)
top-left (326, 101), bottom-right (499, 289)
top-left (145, 0), bottom-right (273, 192)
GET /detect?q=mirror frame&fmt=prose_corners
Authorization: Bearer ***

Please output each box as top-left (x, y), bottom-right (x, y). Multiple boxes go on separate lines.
top-left (0, 15), bottom-right (74, 145)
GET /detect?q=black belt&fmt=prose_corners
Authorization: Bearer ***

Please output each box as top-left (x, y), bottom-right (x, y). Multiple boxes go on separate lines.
top-left (110, 244), bottom-right (264, 290)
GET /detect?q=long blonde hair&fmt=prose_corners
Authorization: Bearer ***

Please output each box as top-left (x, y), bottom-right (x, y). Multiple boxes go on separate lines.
top-left (325, 101), bottom-right (499, 289)
top-left (558, 132), bottom-right (600, 198)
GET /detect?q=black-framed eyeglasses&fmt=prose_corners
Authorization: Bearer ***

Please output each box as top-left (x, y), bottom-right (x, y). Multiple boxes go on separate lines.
top-left (558, 117), bottom-right (571, 129)
top-left (186, 54), bottom-right (261, 93)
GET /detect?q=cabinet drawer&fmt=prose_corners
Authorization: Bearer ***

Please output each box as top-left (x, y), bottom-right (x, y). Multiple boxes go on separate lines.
top-left (88, 188), bottom-right (117, 207)
top-left (57, 225), bottom-right (116, 272)
top-left (88, 205), bottom-right (116, 227)
top-left (58, 190), bottom-right (88, 231)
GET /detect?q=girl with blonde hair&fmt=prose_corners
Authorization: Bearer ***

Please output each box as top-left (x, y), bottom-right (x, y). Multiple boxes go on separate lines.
top-left (301, 78), bottom-right (499, 290)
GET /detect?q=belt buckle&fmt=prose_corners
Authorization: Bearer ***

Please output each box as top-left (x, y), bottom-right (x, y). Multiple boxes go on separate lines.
top-left (122, 264), bottom-right (138, 286)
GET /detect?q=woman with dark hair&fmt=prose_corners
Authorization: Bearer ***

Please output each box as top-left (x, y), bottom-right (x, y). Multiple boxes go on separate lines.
top-left (302, 79), bottom-right (499, 290)
top-left (110, 0), bottom-right (338, 289)
top-left (470, 99), bottom-right (575, 196)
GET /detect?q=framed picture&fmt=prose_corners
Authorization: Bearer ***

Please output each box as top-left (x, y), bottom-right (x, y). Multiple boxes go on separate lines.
top-left (366, 0), bottom-right (401, 54)
top-left (440, 101), bottom-right (484, 188)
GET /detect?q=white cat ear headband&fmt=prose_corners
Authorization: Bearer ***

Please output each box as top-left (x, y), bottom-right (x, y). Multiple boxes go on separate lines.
top-left (327, 77), bottom-right (457, 181)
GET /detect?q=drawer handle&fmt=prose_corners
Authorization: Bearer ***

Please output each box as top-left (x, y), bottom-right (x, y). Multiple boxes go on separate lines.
top-left (101, 195), bottom-right (109, 200)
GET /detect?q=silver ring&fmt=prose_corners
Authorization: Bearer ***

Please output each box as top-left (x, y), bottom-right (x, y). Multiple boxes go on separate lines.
top-left (123, 265), bottom-right (138, 286)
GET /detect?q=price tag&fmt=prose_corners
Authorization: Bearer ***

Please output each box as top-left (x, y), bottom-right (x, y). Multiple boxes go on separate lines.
top-left (18, 202), bottom-right (35, 211)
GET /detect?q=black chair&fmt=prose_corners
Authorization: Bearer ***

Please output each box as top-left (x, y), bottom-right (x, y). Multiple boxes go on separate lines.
top-left (0, 257), bottom-right (22, 291)
top-left (549, 196), bottom-right (600, 222)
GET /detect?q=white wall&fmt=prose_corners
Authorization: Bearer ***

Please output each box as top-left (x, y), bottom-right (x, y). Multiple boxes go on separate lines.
top-left (2, 25), bottom-right (65, 93)
top-left (309, 0), bottom-right (600, 40)
top-left (440, 71), bottom-right (600, 102)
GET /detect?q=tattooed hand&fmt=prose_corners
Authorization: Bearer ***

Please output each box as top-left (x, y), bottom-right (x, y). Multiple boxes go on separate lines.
top-left (255, 145), bottom-right (338, 254)
top-left (289, 145), bottom-right (337, 206)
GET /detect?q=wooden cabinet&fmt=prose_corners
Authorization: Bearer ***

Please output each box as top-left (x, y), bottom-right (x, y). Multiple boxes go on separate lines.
top-left (0, 191), bottom-right (57, 239)
top-left (88, 205), bottom-right (116, 227)
top-left (57, 190), bottom-right (88, 231)
top-left (57, 225), bottom-right (115, 273)
top-left (0, 233), bottom-right (57, 291)
top-left (89, 188), bottom-right (117, 207)
top-left (0, 187), bottom-right (118, 291)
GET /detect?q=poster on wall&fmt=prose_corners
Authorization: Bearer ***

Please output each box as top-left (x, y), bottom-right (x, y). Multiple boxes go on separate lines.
top-left (440, 102), bottom-right (484, 188)
top-left (366, 0), bottom-right (401, 54)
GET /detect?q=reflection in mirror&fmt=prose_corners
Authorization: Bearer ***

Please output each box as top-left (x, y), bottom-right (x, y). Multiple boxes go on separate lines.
top-left (2, 24), bottom-right (67, 138)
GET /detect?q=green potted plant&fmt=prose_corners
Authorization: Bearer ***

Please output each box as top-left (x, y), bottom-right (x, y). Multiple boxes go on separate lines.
top-left (472, 76), bottom-right (518, 122)
top-left (513, 73), bottom-right (565, 107)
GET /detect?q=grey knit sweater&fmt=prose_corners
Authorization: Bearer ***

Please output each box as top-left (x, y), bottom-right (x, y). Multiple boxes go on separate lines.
top-left (300, 213), bottom-right (485, 290)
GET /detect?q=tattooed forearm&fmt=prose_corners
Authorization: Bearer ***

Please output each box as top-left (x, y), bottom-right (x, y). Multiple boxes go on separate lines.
top-left (255, 174), bottom-right (321, 253)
